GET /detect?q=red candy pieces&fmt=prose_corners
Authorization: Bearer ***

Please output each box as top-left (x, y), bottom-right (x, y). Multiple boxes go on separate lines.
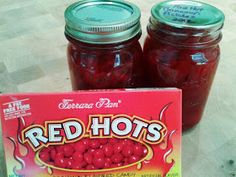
top-left (55, 157), bottom-right (67, 168)
top-left (122, 146), bottom-right (133, 157)
top-left (84, 152), bottom-right (93, 164)
top-left (39, 151), bottom-right (50, 162)
top-left (93, 157), bottom-right (105, 169)
top-left (113, 143), bottom-right (123, 154)
top-left (39, 138), bottom-right (148, 170)
top-left (72, 151), bottom-right (83, 162)
top-left (111, 154), bottom-right (123, 164)
top-left (103, 144), bottom-right (114, 157)
top-left (133, 144), bottom-right (144, 156)
top-left (63, 144), bottom-right (74, 157)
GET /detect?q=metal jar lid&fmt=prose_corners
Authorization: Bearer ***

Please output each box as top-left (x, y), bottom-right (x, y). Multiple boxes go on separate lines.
top-left (150, 0), bottom-right (225, 33)
top-left (64, 0), bottom-right (141, 44)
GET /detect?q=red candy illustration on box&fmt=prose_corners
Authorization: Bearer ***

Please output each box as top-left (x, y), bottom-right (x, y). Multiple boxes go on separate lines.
top-left (0, 90), bottom-right (181, 177)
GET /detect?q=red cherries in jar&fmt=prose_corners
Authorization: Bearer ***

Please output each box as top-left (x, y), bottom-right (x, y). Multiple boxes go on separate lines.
top-left (143, 0), bottom-right (225, 130)
top-left (64, 0), bottom-right (144, 90)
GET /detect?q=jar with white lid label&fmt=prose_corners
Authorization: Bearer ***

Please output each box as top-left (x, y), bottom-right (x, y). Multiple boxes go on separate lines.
top-left (143, 0), bottom-right (225, 130)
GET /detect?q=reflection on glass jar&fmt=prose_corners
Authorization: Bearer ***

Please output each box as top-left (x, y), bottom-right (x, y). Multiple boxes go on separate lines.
top-left (143, 0), bottom-right (225, 130)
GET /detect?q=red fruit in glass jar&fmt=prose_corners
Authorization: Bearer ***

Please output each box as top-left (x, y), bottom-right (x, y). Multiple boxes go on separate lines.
top-left (89, 139), bottom-right (100, 149)
top-left (122, 146), bottom-right (133, 157)
top-left (128, 155), bottom-right (140, 164)
top-left (65, 0), bottom-right (145, 90)
top-left (63, 144), bottom-right (75, 157)
top-left (94, 149), bottom-right (105, 158)
top-left (111, 154), bottom-right (123, 164)
top-left (103, 144), bottom-right (114, 157)
top-left (84, 152), bottom-right (93, 164)
top-left (72, 152), bottom-right (84, 162)
top-left (111, 65), bottom-right (132, 84)
top-left (93, 157), bottom-right (105, 169)
top-left (113, 143), bottom-right (123, 154)
top-left (55, 157), bottom-right (67, 168)
top-left (40, 151), bottom-right (50, 162)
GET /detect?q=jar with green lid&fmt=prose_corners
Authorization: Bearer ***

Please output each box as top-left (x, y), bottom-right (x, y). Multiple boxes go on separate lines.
top-left (143, 0), bottom-right (225, 130)
top-left (64, 0), bottom-right (144, 90)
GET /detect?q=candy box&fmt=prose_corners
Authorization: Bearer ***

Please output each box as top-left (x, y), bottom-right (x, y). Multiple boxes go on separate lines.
top-left (0, 89), bottom-right (182, 177)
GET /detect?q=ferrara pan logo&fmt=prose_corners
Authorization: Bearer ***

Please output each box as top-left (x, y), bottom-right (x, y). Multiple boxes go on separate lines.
top-left (58, 98), bottom-right (122, 109)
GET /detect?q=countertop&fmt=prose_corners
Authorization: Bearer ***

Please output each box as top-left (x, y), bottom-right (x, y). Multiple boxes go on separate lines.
top-left (0, 0), bottom-right (236, 176)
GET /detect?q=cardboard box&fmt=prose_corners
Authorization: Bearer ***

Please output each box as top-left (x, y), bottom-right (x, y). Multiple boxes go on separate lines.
top-left (0, 89), bottom-right (182, 177)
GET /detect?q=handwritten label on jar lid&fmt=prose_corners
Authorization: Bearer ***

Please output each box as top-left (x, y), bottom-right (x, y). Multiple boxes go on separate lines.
top-left (161, 5), bottom-right (204, 24)
top-left (151, 0), bottom-right (225, 30)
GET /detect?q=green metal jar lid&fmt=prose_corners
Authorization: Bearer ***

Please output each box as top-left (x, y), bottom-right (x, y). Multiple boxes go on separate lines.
top-left (150, 0), bottom-right (225, 31)
top-left (64, 0), bottom-right (141, 44)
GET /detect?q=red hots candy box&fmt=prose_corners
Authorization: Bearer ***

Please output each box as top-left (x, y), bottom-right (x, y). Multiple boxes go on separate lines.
top-left (0, 89), bottom-right (182, 177)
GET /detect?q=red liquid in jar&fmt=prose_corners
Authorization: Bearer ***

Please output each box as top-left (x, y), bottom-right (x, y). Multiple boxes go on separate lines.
top-left (144, 0), bottom-right (224, 130)
top-left (64, 0), bottom-right (144, 90)
top-left (144, 35), bottom-right (220, 130)
top-left (66, 35), bottom-right (144, 90)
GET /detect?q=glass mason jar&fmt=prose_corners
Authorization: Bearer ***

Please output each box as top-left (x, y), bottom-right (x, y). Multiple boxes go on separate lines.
top-left (143, 0), bottom-right (225, 130)
top-left (64, 0), bottom-right (144, 90)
